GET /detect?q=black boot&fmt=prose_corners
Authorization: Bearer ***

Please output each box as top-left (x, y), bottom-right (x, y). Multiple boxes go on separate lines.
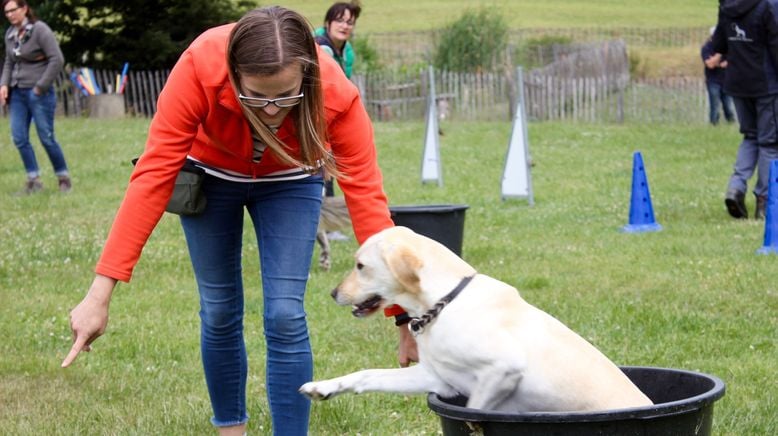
top-left (725, 189), bottom-right (748, 219)
top-left (755, 195), bottom-right (767, 220)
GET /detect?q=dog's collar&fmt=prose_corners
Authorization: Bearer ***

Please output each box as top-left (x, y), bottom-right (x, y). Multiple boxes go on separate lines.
top-left (409, 275), bottom-right (475, 336)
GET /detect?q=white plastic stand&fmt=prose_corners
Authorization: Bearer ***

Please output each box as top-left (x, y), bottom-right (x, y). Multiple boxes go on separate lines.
top-left (501, 66), bottom-right (534, 204)
top-left (421, 66), bottom-right (442, 186)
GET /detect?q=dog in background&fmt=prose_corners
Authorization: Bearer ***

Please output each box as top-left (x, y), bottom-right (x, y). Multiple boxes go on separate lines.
top-left (316, 196), bottom-right (351, 271)
top-left (300, 226), bottom-right (653, 413)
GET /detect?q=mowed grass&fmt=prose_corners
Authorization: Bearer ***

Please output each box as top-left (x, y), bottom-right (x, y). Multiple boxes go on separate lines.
top-left (0, 116), bottom-right (775, 434)
top-left (280, 0), bottom-right (717, 33)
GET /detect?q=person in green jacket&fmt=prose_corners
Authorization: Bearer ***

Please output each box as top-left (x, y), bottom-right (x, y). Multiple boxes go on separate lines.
top-left (314, 1), bottom-right (360, 79)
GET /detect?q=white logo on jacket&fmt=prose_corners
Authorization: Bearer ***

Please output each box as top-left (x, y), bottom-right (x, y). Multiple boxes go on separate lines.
top-left (730, 23), bottom-right (753, 42)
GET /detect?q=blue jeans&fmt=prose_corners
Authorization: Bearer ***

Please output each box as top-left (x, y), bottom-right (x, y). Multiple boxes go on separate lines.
top-left (9, 86), bottom-right (69, 179)
top-left (180, 174), bottom-right (323, 434)
top-left (706, 81), bottom-right (735, 125)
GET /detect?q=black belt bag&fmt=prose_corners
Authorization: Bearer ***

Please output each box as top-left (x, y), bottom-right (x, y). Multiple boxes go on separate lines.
top-left (132, 158), bottom-right (207, 216)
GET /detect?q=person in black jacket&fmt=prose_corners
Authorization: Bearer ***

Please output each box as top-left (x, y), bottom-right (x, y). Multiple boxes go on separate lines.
top-left (713, 0), bottom-right (778, 219)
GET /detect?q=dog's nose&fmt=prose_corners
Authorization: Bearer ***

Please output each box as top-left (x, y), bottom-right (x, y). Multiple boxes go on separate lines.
top-left (330, 287), bottom-right (339, 300)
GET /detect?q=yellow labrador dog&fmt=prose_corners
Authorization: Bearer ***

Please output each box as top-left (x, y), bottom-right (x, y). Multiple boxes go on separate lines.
top-left (300, 226), bottom-right (652, 412)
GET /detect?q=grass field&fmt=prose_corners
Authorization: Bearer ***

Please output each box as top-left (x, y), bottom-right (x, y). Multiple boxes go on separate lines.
top-left (0, 116), bottom-right (775, 434)
top-left (278, 0), bottom-right (717, 33)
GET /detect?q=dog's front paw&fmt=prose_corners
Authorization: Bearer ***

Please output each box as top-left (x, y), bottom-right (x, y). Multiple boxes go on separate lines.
top-left (299, 380), bottom-right (341, 400)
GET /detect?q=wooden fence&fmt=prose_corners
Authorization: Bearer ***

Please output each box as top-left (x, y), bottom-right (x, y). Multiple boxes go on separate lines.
top-left (349, 39), bottom-right (708, 124)
top-left (355, 69), bottom-right (707, 124)
top-left (39, 25), bottom-right (713, 124)
top-left (50, 67), bottom-right (708, 125)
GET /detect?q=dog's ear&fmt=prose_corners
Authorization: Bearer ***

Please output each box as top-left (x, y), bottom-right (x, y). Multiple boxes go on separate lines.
top-left (383, 242), bottom-right (423, 294)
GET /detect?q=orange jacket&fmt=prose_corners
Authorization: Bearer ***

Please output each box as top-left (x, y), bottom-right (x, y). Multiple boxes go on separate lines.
top-left (96, 24), bottom-right (392, 282)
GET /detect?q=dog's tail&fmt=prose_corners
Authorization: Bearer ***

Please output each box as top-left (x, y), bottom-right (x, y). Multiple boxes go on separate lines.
top-left (319, 196), bottom-right (351, 232)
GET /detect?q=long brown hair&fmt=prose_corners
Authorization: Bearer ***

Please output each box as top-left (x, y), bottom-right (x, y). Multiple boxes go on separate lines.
top-left (228, 6), bottom-right (335, 176)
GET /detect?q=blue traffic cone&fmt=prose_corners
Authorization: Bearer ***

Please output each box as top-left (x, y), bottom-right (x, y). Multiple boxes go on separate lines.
top-left (621, 151), bottom-right (662, 233)
top-left (757, 160), bottom-right (778, 254)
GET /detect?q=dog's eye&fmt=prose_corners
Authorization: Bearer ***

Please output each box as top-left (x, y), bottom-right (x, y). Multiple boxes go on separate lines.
top-left (356, 262), bottom-right (364, 270)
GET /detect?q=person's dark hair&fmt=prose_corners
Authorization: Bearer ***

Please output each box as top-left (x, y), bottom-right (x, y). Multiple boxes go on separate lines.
top-left (324, 1), bottom-right (362, 24)
top-left (2, 0), bottom-right (37, 22)
top-left (228, 6), bottom-right (335, 176)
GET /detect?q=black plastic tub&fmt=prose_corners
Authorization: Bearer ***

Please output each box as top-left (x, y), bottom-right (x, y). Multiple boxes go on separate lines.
top-left (389, 204), bottom-right (468, 256)
top-left (427, 366), bottom-right (725, 436)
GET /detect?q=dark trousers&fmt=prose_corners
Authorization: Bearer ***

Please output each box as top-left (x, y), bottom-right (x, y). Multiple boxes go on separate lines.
top-left (731, 95), bottom-right (778, 196)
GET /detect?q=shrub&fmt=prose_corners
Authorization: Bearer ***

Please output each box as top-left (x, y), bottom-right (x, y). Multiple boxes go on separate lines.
top-left (352, 35), bottom-right (384, 74)
top-left (514, 35), bottom-right (573, 69)
top-left (628, 49), bottom-right (649, 79)
top-left (432, 8), bottom-right (508, 72)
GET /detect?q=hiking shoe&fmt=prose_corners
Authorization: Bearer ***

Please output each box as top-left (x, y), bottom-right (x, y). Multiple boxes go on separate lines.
top-left (725, 189), bottom-right (747, 219)
top-left (755, 195), bottom-right (767, 220)
top-left (58, 175), bottom-right (72, 193)
top-left (23, 177), bottom-right (43, 195)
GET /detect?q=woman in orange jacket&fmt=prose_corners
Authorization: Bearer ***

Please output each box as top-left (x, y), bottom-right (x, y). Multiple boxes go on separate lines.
top-left (61, 6), bottom-right (415, 435)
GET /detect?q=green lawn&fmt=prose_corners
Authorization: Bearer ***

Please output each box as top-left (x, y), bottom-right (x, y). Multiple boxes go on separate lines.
top-left (279, 0), bottom-right (717, 33)
top-left (0, 117), bottom-right (775, 435)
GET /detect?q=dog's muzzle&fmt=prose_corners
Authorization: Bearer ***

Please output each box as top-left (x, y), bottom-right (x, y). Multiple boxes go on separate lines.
top-left (331, 288), bottom-right (383, 317)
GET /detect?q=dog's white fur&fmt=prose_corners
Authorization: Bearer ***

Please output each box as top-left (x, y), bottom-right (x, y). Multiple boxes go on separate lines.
top-left (299, 226), bottom-right (652, 412)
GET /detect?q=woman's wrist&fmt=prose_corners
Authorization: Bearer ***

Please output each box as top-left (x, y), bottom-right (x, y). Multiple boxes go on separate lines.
top-left (88, 274), bottom-right (118, 305)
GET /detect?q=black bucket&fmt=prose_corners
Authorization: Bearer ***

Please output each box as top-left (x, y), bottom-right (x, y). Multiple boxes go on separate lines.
top-left (427, 366), bottom-right (725, 436)
top-left (389, 204), bottom-right (469, 256)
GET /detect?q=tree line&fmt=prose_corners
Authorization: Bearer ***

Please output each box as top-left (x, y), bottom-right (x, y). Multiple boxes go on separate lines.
top-left (8, 3), bottom-right (509, 73)
top-left (10, 0), bottom-right (254, 70)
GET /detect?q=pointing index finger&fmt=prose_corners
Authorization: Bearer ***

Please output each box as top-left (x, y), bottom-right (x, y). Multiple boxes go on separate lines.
top-left (61, 336), bottom-right (88, 368)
